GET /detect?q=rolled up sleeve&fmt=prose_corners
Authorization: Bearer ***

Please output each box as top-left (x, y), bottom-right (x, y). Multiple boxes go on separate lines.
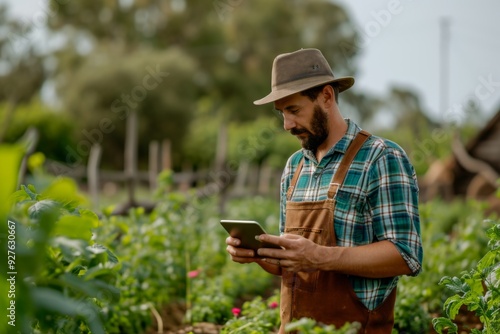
top-left (367, 146), bottom-right (423, 276)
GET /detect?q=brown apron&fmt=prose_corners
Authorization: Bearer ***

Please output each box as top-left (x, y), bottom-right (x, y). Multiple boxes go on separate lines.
top-left (279, 130), bottom-right (397, 334)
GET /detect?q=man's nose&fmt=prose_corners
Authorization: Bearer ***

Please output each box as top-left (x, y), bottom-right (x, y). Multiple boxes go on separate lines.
top-left (283, 115), bottom-right (296, 131)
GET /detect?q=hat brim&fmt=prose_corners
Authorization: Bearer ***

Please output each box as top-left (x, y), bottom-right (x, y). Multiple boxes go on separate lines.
top-left (253, 76), bottom-right (354, 105)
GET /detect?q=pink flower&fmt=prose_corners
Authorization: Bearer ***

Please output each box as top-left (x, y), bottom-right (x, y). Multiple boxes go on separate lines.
top-left (232, 307), bottom-right (241, 317)
top-left (188, 270), bottom-right (200, 278)
top-left (268, 301), bottom-right (278, 309)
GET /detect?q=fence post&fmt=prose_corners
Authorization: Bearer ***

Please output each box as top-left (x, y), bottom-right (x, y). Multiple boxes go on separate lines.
top-left (124, 109), bottom-right (138, 206)
top-left (215, 121), bottom-right (228, 214)
top-left (162, 139), bottom-right (172, 171)
top-left (258, 163), bottom-right (273, 196)
top-left (88, 143), bottom-right (102, 208)
top-left (149, 140), bottom-right (160, 191)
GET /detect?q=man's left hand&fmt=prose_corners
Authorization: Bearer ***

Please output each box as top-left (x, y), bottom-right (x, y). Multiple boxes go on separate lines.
top-left (256, 234), bottom-right (322, 272)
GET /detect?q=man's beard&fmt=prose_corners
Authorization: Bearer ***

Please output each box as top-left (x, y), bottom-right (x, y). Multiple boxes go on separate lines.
top-left (290, 105), bottom-right (329, 152)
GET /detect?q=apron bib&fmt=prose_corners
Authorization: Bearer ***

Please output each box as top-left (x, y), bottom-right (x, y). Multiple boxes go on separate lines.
top-left (279, 130), bottom-right (397, 334)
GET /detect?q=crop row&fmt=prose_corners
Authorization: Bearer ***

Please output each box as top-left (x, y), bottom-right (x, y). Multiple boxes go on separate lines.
top-left (4, 176), bottom-right (499, 333)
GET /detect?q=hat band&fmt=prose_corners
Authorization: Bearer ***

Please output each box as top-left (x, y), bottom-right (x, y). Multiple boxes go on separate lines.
top-left (272, 75), bottom-right (336, 91)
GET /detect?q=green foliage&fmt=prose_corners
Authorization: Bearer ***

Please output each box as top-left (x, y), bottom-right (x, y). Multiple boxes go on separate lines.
top-left (60, 46), bottom-right (200, 169)
top-left (187, 270), bottom-right (234, 324)
top-left (0, 101), bottom-right (76, 162)
top-left (183, 113), bottom-right (299, 171)
top-left (221, 292), bottom-right (281, 334)
top-left (227, 116), bottom-right (299, 168)
top-left (8, 180), bottom-right (120, 334)
top-left (5, 137), bottom-right (498, 334)
top-left (0, 143), bottom-right (24, 212)
top-left (385, 198), bottom-right (496, 333)
top-left (433, 221), bottom-right (500, 334)
top-left (92, 192), bottom-right (280, 333)
top-left (285, 318), bottom-right (361, 334)
top-left (188, 261), bottom-right (277, 325)
top-left (0, 143), bottom-right (25, 334)
top-left (39, 0), bottom-right (371, 171)
top-left (394, 198), bottom-right (492, 322)
top-left (392, 286), bottom-right (431, 334)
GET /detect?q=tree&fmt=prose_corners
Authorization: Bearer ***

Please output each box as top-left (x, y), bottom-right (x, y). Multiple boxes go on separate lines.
top-left (43, 0), bottom-right (366, 170)
top-left (0, 5), bottom-right (45, 142)
top-left (60, 46), bottom-right (200, 169)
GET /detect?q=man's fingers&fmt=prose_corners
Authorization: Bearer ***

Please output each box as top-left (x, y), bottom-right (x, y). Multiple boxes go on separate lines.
top-left (226, 236), bottom-right (241, 246)
top-left (257, 233), bottom-right (286, 246)
top-left (232, 256), bottom-right (258, 264)
top-left (257, 233), bottom-right (301, 247)
top-left (258, 247), bottom-right (283, 258)
top-left (227, 245), bottom-right (255, 258)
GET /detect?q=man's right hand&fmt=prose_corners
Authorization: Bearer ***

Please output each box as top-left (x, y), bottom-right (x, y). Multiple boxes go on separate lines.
top-left (225, 236), bottom-right (258, 263)
top-left (225, 236), bottom-right (283, 276)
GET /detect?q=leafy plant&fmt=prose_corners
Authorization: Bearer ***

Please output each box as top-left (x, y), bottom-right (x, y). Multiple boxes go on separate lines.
top-left (92, 191), bottom-right (280, 333)
top-left (187, 261), bottom-right (277, 325)
top-left (372, 198), bottom-right (494, 333)
top-left (392, 284), bottom-right (431, 334)
top-left (187, 271), bottom-right (234, 324)
top-left (433, 220), bottom-right (500, 334)
top-left (221, 291), bottom-right (281, 334)
top-left (8, 180), bottom-right (120, 334)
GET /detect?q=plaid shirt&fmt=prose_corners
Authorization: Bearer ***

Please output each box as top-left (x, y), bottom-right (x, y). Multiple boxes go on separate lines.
top-left (280, 119), bottom-right (423, 310)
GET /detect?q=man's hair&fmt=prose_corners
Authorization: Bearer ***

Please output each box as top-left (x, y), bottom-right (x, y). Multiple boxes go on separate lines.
top-left (300, 83), bottom-right (339, 103)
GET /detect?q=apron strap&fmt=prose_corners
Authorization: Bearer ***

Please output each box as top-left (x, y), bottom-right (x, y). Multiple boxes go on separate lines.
top-left (286, 158), bottom-right (304, 200)
top-left (286, 130), bottom-right (371, 201)
top-left (327, 130), bottom-right (371, 199)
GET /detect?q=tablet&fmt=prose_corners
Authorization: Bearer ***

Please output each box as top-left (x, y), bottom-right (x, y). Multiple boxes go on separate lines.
top-left (220, 220), bottom-right (281, 251)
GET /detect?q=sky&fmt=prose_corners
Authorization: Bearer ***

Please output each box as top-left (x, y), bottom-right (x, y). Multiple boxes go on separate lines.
top-left (3, 0), bottom-right (500, 124)
top-left (335, 0), bottom-right (500, 123)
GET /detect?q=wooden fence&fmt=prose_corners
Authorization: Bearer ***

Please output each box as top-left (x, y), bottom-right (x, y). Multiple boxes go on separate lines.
top-left (43, 142), bottom-right (282, 214)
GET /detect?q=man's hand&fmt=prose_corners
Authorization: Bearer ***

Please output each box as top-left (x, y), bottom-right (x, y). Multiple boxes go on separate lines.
top-left (225, 236), bottom-right (259, 263)
top-left (256, 234), bottom-right (413, 278)
top-left (256, 234), bottom-right (322, 272)
top-left (225, 235), bottom-right (283, 276)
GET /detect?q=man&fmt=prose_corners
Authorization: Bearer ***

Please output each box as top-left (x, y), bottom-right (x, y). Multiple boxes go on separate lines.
top-left (225, 48), bottom-right (423, 334)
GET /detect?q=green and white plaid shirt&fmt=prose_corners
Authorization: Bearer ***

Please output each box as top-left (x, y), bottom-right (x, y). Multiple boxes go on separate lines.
top-left (280, 119), bottom-right (423, 310)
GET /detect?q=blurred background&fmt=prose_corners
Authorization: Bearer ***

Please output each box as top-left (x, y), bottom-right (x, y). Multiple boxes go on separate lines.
top-left (2, 2), bottom-right (500, 333)
top-left (1, 0), bottom-right (500, 211)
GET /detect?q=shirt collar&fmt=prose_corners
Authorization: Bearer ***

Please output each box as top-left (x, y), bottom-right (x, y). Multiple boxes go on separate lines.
top-left (301, 119), bottom-right (361, 162)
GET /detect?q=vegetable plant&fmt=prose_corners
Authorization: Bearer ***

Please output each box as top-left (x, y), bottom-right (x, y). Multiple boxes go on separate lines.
top-left (433, 220), bottom-right (500, 334)
top-left (8, 180), bottom-right (120, 334)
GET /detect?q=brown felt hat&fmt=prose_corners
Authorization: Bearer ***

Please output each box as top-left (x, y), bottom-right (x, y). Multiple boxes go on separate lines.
top-left (253, 48), bottom-right (354, 105)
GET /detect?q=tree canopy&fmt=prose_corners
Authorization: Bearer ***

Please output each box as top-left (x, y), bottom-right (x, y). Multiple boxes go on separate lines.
top-left (37, 0), bottom-right (371, 169)
top-left (1, 0), bottom-right (444, 172)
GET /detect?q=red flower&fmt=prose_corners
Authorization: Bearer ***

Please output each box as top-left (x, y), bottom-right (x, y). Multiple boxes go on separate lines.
top-left (268, 301), bottom-right (278, 309)
top-left (232, 307), bottom-right (241, 317)
top-left (188, 270), bottom-right (200, 278)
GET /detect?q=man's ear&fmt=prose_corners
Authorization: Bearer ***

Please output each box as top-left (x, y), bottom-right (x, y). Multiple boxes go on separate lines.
top-left (321, 85), bottom-right (335, 108)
